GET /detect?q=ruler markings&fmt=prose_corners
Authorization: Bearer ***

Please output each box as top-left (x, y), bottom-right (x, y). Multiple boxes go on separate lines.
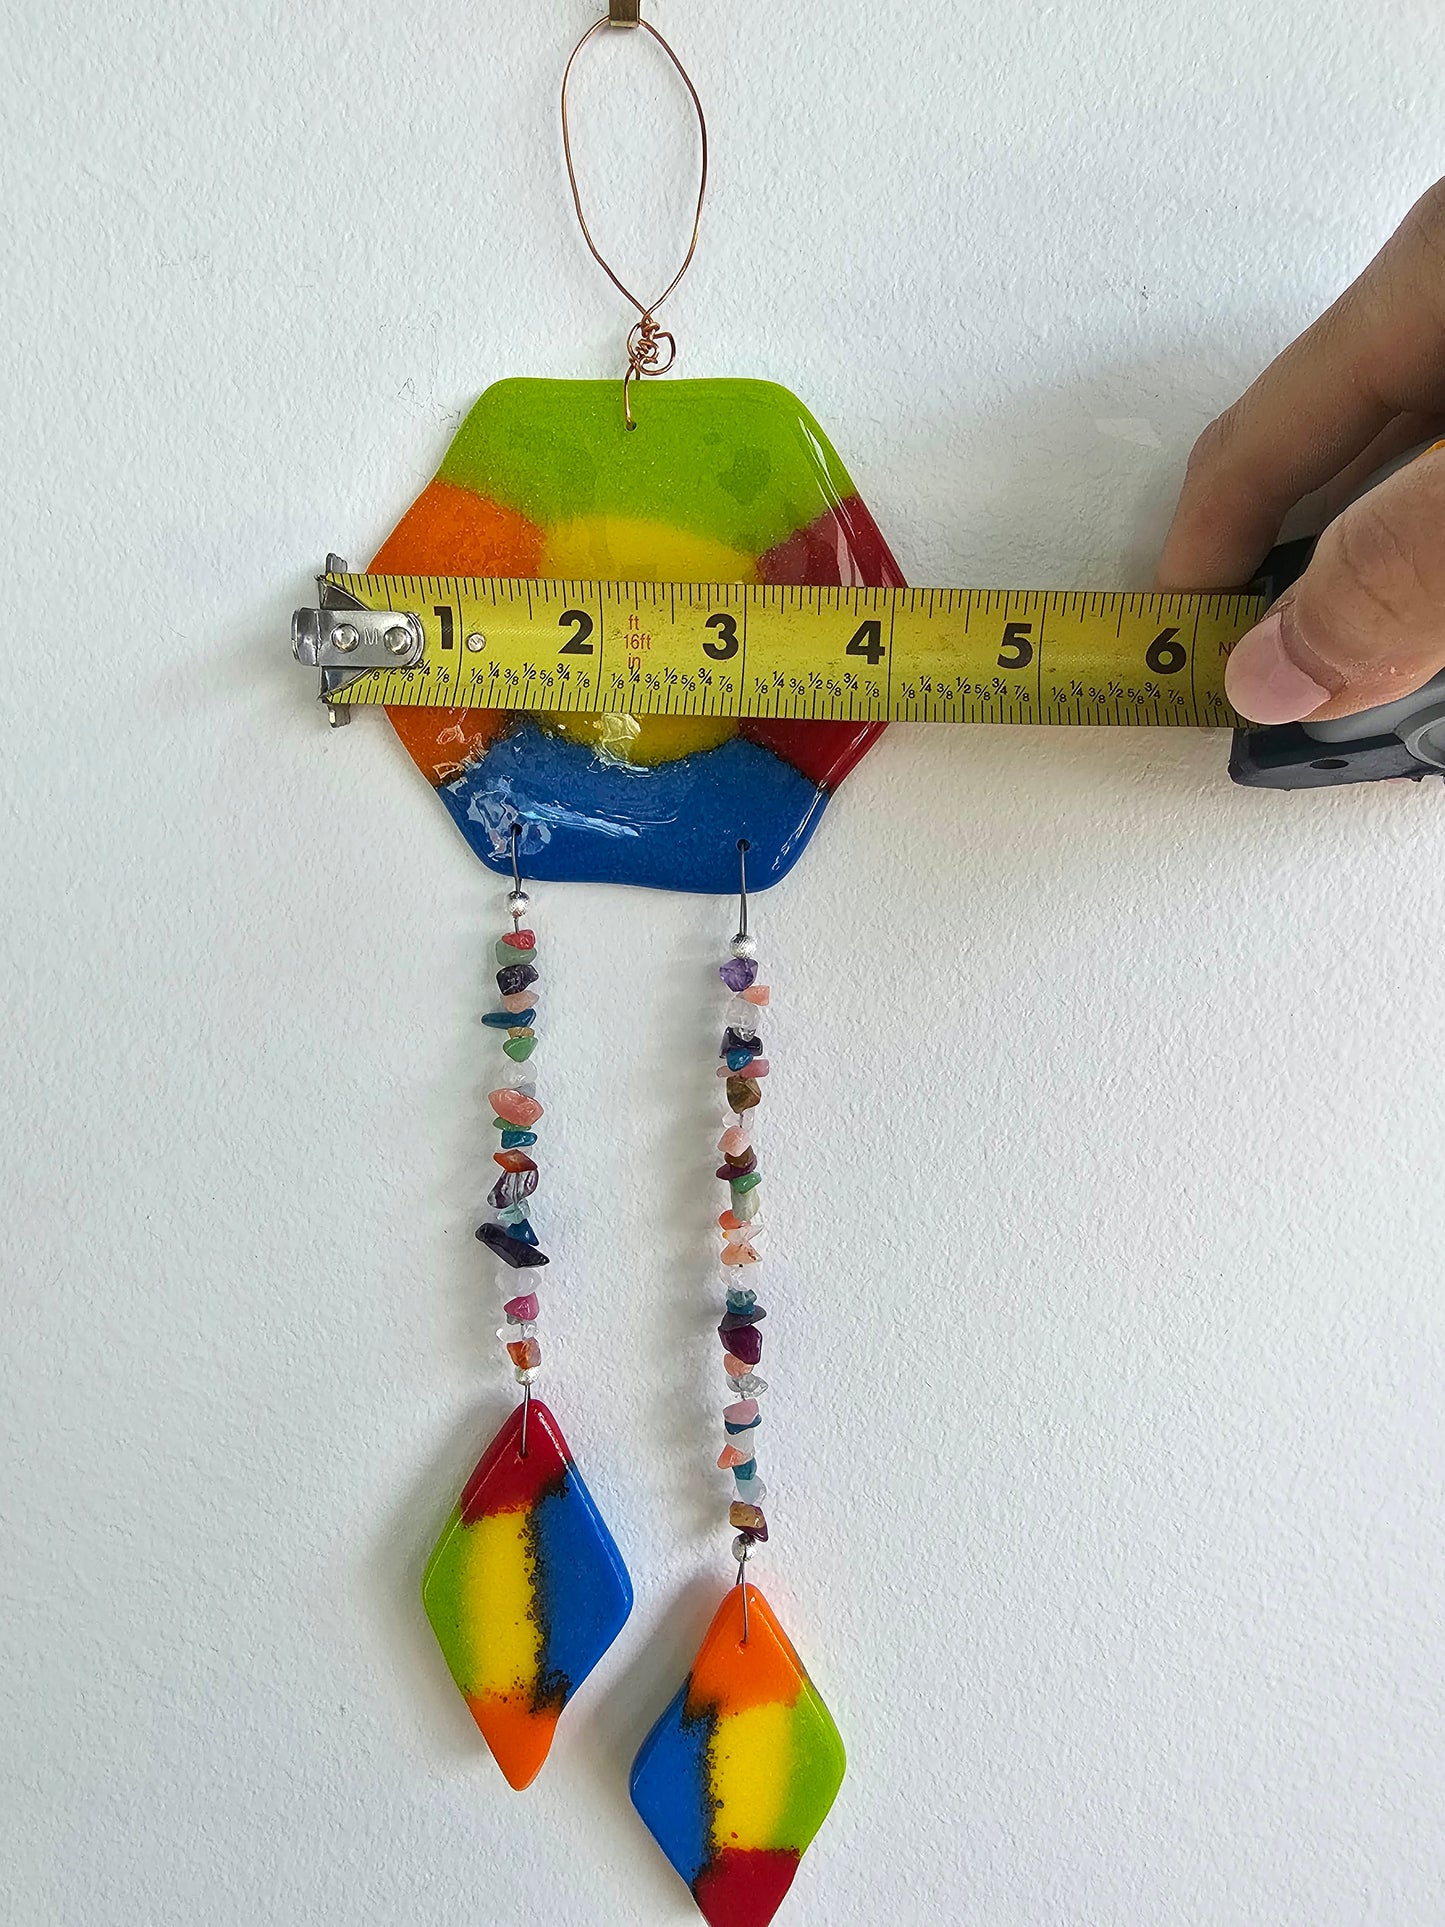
top-left (1035, 592), bottom-right (1044, 718)
top-left (323, 576), bottom-right (1257, 726)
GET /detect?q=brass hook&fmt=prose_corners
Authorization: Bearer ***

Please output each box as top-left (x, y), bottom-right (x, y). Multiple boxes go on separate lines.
top-left (560, 9), bottom-right (709, 429)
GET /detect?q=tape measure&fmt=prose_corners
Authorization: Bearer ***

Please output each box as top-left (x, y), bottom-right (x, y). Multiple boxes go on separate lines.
top-left (295, 574), bottom-right (1263, 727)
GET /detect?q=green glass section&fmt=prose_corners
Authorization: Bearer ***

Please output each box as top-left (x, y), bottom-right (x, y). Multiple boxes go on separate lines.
top-left (772, 1682), bottom-right (848, 1852)
top-left (437, 378), bottom-right (860, 558)
top-left (421, 1508), bottom-right (474, 1688)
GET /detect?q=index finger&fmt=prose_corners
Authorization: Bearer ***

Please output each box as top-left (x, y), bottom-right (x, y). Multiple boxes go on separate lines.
top-left (1155, 180), bottom-right (1445, 590)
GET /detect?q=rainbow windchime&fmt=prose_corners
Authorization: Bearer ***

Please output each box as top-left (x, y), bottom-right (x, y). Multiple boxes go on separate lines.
top-left (388, 372), bottom-right (878, 1922)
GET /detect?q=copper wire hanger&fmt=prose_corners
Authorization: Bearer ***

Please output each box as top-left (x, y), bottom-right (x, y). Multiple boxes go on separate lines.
top-left (560, 2), bottom-right (709, 429)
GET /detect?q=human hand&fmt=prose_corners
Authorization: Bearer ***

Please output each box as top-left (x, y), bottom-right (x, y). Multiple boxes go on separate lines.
top-left (1156, 181), bottom-right (1445, 724)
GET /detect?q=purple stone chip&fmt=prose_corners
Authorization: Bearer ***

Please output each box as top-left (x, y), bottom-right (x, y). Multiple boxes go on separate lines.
top-left (719, 957), bottom-right (759, 992)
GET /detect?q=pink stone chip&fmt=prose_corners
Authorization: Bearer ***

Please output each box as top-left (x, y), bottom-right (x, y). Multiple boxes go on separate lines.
top-left (723, 1400), bottom-right (760, 1426)
top-left (503, 1293), bottom-right (540, 1321)
top-left (741, 986), bottom-right (770, 1006)
top-left (490, 1088), bottom-right (544, 1126)
top-left (717, 1444), bottom-right (753, 1470)
top-left (719, 1127), bottom-right (751, 1158)
top-left (501, 990), bottom-right (534, 1012)
top-left (722, 1352), bottom-right (754, 1378)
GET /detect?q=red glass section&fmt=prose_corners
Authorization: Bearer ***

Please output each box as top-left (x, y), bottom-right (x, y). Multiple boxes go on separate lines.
top-left (457, 1400), bottom-right (570, 1521)
top-left (741, 495), bottom-right (906, 787)
top-left (693, 1848), bottom-right (803, 1927)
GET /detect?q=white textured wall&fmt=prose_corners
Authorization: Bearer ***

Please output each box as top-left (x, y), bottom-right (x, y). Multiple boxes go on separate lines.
top-left (5, 2), bottom-right (1445, 1921)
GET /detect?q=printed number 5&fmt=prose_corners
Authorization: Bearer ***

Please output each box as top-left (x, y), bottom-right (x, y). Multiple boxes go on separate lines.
top-left (998, 621), bottom-right (1034, 670)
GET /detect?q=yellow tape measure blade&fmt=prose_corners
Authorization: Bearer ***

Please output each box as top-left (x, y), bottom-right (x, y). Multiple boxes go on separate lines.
top-left (319, 576), bottom-right (1259, 727)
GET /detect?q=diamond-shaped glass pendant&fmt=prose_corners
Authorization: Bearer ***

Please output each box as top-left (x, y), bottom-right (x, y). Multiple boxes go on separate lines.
top-left (631, 1583), bottom-right (845, 1927)
top-left (422, 1400), bottom-right (632, 1789)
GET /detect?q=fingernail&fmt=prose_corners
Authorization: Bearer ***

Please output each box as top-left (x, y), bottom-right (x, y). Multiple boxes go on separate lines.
top-left (1224, 611), bottom-right (1331, 723)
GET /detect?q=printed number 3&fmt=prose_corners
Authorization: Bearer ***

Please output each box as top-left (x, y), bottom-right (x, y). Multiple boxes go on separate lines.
top-left (704, 612), bottom-right (740, 661)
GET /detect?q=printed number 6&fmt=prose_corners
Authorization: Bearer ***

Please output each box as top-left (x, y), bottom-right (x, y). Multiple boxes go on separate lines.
top-left (1145, 627), bottom-right (1186, 675)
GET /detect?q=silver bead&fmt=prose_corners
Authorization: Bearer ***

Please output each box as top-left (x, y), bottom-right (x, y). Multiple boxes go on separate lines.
top-left (732, 1533), bottom-right (755, 1564)
top-left (506, 889), bottom-right (531, 917)
top-left (729, 932), bottom-right (758, 960)
top-left (514, 1364), bottom-right (542, 1385)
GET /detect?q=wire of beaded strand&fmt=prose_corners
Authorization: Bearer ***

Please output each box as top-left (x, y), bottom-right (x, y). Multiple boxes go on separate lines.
top-left (717, 841), bottom-right (770, 1553)
top-left (475, 827), bottom-right (548, 1432)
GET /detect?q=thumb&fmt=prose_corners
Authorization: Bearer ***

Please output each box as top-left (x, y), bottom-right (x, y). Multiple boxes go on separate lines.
top-left (1225, 443), bottom-right (1445, 723)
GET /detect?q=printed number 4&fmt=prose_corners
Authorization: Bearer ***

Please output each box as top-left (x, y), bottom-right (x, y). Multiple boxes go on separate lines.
top-left (846, 620), bottom-right (885, 666)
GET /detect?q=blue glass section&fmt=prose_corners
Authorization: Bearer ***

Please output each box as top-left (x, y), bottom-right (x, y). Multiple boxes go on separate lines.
top-left (482, 1009), bottom-right (534, 1028)
top-left (440, 726), bottom-right (828, 895)
top-left (499, 1129), bottom-right (538, 1149)
top-left (508, 1218), bottom-right (539, 1246)
top-left (533, 1468), bottom-right (634, 1701)
top-left (630, 1685), bottom-right (713, 1889)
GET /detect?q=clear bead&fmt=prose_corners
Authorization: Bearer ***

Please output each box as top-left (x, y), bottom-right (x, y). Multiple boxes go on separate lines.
top-left (726, 1372), bottom-right (768, 1398)
top-left (723, 1223), bottom-right (765, 1251)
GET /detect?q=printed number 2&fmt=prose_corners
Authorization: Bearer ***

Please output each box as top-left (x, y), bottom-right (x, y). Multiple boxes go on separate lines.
top-left (704, 612), bottom-right (740, 660)
top-left (998, 621), bottom-right (1034, 670)
top-left (559, 608), bottom-right (595, 654)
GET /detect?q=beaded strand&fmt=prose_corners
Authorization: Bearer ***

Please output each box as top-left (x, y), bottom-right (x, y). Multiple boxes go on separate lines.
top-left (716, 916), bottom-right (772, 1552)
top-left (475, 841), bottom-right (549, 1391)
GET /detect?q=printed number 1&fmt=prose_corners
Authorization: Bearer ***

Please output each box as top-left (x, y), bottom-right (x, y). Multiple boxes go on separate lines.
top-left (434, 606), bottom-right (455, 651)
